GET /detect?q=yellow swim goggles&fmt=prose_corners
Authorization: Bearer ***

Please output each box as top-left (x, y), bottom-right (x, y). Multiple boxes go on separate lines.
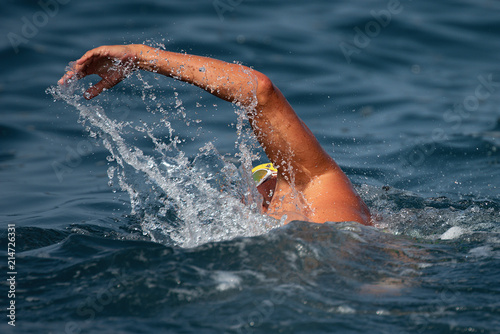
top-left (251, 163), bottom-right (277, 186)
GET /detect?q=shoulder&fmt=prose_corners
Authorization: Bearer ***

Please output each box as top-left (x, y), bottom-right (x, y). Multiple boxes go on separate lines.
top-left (302, 170), bottom-right (371, 225)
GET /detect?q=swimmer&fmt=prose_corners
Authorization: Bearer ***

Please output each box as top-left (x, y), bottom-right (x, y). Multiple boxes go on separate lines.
top-left (58, 44), bottom-right (371, 225)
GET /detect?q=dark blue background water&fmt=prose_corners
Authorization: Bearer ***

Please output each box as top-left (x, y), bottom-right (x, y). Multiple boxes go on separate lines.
top-left (1, 0), bottom-right (500, 333)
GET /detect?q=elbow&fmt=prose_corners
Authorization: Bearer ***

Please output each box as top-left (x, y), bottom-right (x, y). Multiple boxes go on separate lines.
top-left (254, 72), bottom-right (277, 106)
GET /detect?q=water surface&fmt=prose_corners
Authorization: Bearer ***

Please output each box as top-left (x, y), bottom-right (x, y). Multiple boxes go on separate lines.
top-left (1, 0), bottom-right (499, 333)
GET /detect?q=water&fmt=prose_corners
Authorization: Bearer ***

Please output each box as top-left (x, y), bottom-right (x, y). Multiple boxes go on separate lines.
top-left (1, 0), bottom-right (500, 333)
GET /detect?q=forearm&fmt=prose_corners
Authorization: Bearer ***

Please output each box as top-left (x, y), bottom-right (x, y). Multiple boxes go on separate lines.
top-left (132, 44), bottom-right (261, 107)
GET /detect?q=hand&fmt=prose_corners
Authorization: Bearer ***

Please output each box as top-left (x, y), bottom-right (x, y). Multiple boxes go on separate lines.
top-left (58, 45), bottom-right (138, 99)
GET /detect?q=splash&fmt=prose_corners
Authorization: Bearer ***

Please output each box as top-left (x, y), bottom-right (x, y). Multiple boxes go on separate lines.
top-left (48, 68), bottom-right (281, 248)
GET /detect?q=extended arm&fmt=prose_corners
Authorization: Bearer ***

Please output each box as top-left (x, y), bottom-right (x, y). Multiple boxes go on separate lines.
top-left (59, 45), bottom-right (335, 183)
top-left (59, 44), bottom-right (370, 224)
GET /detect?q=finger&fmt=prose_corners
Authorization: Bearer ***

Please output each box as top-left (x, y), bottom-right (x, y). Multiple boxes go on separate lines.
top-left (58, 60), bottom-right (87, 85)
top-left (62, 52), bottom-right (100, 82)
top-left (59, 53), bottom-right (103, 86)
top-left (58, 72), bottom-right (72, 85)
top-left (58, 69), bottom-right (80, 85)
top-left (84, 80), bottom-right (108, 100)
top-left (83, 77), bottom-right (120, 100)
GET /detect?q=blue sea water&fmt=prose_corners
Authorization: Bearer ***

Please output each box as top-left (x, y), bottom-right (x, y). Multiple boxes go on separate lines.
top-left (1, 0), bottom-right (500, 333)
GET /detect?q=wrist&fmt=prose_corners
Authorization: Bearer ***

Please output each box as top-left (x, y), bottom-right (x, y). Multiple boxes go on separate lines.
top-left (129, 44), bottom-right (159, 72)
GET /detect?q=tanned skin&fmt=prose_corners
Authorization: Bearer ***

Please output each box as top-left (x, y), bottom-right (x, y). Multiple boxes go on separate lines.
top-left (59, 44), bottom-right (371, 225)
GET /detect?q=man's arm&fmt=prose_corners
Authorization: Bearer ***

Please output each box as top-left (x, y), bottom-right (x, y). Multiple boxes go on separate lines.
top-left (59, 45), bottom-right (336, 182)
top-left (59, 44), bottom-right (369, 224)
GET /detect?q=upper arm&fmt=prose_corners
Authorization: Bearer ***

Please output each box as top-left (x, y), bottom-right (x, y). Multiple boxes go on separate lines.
top-left (251, 73), bottom-right (339, 186)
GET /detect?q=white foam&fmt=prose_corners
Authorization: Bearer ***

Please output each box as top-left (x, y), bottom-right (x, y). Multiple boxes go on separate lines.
top-left (212, 271), bottom-right (242, 291)
top-left (468, 246), bottom-right (492, 258)
top-left (336, 305), bottom-right (356, 314)
top-left (440, 226), bottom-right (465, 240)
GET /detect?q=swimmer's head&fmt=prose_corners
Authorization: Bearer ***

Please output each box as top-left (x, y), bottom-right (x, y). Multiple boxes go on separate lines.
top-left (252, 163), bottom-right (277, 186)
top-left (252, 163), bottom-right (278, 207)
